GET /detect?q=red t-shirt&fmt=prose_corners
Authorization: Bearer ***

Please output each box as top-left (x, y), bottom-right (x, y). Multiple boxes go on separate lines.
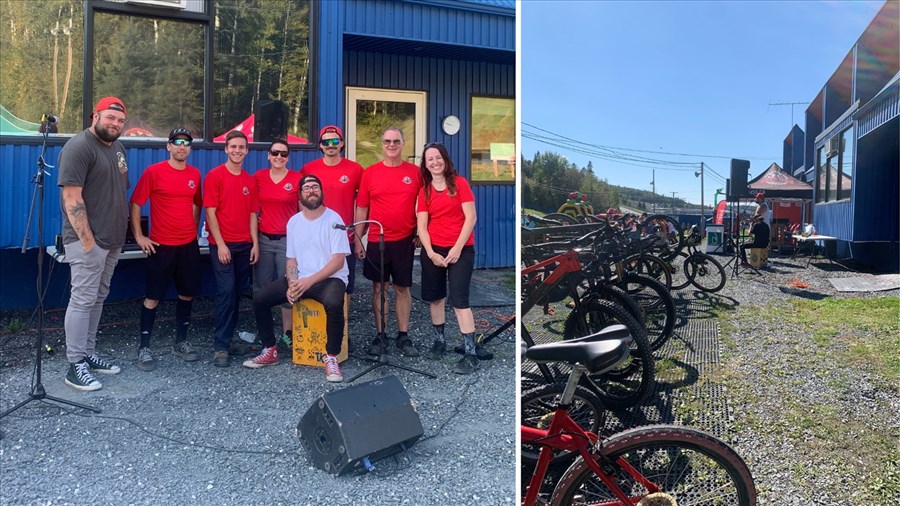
top-left (300, 158), bottom-right (363, 241)
top-left (255, 168), bottom-right (301, 235)
top-left (203, 164), bottom-right (258, 245)
top-left (357, 161), bottom-right (421, 242)
top-left (416, 176), bottom-right (476, 248)
top-left (130, 161), bottom-right (202, 246)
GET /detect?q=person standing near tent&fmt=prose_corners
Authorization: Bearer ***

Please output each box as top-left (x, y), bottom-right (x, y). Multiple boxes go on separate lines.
top-left (129, 128), bottom-right (203, 372)
top-left (299, 125), bottom-right (363, 293)
top-left (57, 96), bottom-right (129, 391)
top-left (204, 130), bottom-right (259, 367)
top-left (753, 192), bottom-right (771, 225)
top-left (416, 143), bottom-right (478, 374)
top-left (253, 138), bottom-right (301, 349)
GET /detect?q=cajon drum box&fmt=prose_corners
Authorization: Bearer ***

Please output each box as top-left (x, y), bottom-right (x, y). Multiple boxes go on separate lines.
top-left (292, 295), bottom-right (349, 366)
top-left (749, 247), bottom-right (769, 268)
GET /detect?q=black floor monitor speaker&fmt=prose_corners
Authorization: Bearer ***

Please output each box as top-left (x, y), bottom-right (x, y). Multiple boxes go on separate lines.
top-left (729, 159), bottom-right (750, 199)
top-left (298, 375), bottom-right (423, 475)
top-left (254, 100), bottom-right (288, 143)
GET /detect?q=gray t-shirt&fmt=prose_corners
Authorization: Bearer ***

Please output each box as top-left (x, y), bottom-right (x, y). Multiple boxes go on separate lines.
top-left (57, 129), bottom-right (130, 250)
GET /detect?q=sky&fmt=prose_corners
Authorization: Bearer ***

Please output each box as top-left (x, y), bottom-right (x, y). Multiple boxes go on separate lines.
top-left (521, 0), bottom-right (886, 207)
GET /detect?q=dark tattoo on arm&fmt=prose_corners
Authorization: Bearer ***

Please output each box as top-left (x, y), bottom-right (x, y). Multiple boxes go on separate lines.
top-left (67, 202), bottom-right (92, 241)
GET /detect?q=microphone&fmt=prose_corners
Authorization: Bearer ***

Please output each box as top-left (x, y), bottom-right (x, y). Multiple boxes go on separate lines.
top-left (332, 223), bottom-right (348, 230)
top-left (43, 114), bottom-right (59, 125)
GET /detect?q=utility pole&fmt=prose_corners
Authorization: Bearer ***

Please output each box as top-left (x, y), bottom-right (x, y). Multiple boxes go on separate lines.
top-left (650, 169), bottom-right (656, 213)
top-left (696, 162), bottom-right (705, 237)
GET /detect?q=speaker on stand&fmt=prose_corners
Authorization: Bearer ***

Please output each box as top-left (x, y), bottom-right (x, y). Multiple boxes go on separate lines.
top-left (297, 375), bottom-right (424, 475)
top-left (254, 100), bottom-right (288, 143)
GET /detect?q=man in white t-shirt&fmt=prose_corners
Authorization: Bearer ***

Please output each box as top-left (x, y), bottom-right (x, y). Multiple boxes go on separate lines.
top-left (242, 175), bottom-right (351, 382)
top-left (753, 192), bottom-right (771, 225)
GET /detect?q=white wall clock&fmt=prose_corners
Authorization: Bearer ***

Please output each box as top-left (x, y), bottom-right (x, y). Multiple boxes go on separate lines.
top-left (441, 115), bottom-right (460, 136)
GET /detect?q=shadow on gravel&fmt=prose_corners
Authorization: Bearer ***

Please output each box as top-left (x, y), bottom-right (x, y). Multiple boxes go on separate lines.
top-left (778, 286), bottom-right (830, 300)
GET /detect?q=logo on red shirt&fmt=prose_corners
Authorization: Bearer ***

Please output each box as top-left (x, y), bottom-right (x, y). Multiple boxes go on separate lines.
top-left (402, 176), bottom-right (412, 185)
top-left (188, 180), bottom-right (196, 189)
top-left (242, 186), bottom-right (249, 196)
top-left (284, 183), bottom-right (294, 191)
top-left (340, 175), bottom-right (349, 184)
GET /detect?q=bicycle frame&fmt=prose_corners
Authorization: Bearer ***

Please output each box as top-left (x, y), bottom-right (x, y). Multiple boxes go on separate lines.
top-left (521, 364), bottom-right (659, 506)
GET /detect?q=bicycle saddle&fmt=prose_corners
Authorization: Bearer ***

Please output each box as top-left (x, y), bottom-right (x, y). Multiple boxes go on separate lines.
top-left (525, 338), bottom-right (630, 375)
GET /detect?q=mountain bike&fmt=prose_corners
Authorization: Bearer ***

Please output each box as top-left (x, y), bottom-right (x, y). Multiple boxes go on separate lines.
top-left (522, 337), bottom-right (758, 506)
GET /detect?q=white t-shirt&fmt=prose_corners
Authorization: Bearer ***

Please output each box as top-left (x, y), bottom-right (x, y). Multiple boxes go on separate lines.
top-left (285, 208), bottom-right (351, 285)
top-left (755, 202), bottom-right (771, 226)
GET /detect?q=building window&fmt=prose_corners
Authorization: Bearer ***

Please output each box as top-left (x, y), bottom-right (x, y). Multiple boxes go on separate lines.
top-left (0, 0), bottom-right (84, 135)
top-left (93, 11), bottom-right (205, 139)
top-left (470, 96), bottom-right (515, 183)
top-left (816, 146), bottom-right (826, 203)
top-left (838, 125), bottom-right (853, 200)
top-left (213, 0), bottom-right (311, 143)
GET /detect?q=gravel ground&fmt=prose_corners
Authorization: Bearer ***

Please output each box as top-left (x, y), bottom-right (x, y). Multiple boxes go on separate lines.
top-left (0, 267), bottom-right (516, 506)
top-left (691, 252), bottom-right (900, 504)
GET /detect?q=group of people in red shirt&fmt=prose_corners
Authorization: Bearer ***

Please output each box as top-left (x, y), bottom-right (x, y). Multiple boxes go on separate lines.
top-left (126, 124), bottom-right (479, 385)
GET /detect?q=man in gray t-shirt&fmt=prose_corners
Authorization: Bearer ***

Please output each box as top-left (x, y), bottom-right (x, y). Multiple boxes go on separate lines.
top-left (57, 96), bottom-right (130, 392)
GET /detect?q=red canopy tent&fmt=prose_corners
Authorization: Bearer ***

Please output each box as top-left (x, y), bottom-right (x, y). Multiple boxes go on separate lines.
top-left (213, 114), bottom-right (308, 143)
top-left (747, 162), bottom-right (813, 250)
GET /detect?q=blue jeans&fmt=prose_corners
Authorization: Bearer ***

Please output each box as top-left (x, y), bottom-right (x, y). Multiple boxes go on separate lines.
top-left (210, 242), bottom-right (252, 352)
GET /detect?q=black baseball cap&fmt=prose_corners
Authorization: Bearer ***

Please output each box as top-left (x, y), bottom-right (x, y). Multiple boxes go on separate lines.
top-left (168, 128), bottom-right (193, 142)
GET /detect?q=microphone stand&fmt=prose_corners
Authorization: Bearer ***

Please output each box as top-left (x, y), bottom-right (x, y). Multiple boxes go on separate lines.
top-left (344, 220), bottom-right (435, 383)
top-left (2, 117), bottom-right (99, 421)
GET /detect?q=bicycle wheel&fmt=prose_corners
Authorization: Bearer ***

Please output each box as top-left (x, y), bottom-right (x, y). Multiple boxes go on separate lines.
top-left (562, 299), bottom-right (655, 409)
top-left (637, 214), bottom-right (685, 262)
top-left (621, 273), bottom-right (675, 352)
top-left (521, 382), bottom-right (607, 466)
top-left (669, 251), bottom-right (692, 290)
top-left (596, 284), bottom-right (645, 326)
top-left (550, 425), bottom-right (757, 506)
top-left (623, 253), bottom-right (672, 292)
top-left (686, 253), bottom-right (727, 293)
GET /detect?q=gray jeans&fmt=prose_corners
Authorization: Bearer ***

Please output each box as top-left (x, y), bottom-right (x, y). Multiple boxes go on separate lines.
top-left (253, 234), bottom-right (286, 291)
top-left (64, 243), bottom-right (120, 363)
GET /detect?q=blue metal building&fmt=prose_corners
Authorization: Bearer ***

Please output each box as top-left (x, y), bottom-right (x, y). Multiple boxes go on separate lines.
top-left (0, 0), bottom-right (516, 310)
top-left (791, 1), bottom-right (899, 270)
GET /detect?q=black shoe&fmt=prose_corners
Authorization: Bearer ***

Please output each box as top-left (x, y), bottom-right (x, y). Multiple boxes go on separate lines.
top-left (398, 338), bottom-right (419, 357)
top-left (65, 360), bottom-right (102, 391)
top-left (453, 354), bottom-right (478, 375)
top-left (173, 340), bottom-right (200, 362)
top-left (85, 353), bottom-right (121, 375)
top-left (136, 347), bottom-right (156, 372)
top-left (453, 343), bottom-right (494, 361)
top-left (367, 335), bottom-right (387, 356)
top-left (213, 350), bottom-right (230, 367)
top-left (427, 340), bottom-right (446, 360)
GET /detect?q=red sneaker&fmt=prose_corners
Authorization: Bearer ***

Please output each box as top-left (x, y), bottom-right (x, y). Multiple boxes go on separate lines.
top-left (324, 354), bottom-right (343, 383)
top-left (242, 346), bottom-right (279, 368)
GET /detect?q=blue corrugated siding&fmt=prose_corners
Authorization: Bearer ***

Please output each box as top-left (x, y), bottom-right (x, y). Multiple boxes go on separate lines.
top-left (0, 143), bottom-right (324, 249)
top-left (344, 50), bottom-right (515, 267)
top-left (342, 0), bottom-right (514, 52)
top-left (813, 200), bottom-right (853, 241)
top-left (857, 84), bottom-right (899, 138)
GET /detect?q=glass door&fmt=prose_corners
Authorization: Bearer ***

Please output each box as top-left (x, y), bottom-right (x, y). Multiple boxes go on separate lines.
top-left (346, 87), bottom-right (427, 168)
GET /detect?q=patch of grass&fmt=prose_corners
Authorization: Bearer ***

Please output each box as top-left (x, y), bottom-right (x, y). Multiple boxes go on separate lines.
top-left (502, 271), bottom-right (516, 292)
top-left (2, 318), bottom-right (25, 334)
top-left (781, 296), bottom-right (900, 385)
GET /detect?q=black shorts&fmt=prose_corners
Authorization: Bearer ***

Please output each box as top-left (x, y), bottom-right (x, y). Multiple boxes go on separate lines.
top-left (346, 251), bottom-right (357, 294)
top-left (420, 245), bottom-right (475, 308)
top-left (362, 235), bottom-right (415, 287)
top-left (145, 240), bottom-right (201, 300)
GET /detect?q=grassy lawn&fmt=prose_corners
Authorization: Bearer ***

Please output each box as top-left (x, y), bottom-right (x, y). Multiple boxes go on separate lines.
top-left (719, 295), bottom-right (900, 503)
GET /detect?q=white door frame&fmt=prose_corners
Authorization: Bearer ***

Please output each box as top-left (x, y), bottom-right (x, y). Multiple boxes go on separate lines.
top-left (345, 87), bottom-right (427, 164)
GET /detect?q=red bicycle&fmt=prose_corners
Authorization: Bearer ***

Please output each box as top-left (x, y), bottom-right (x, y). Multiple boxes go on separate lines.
top-left (522, 334), bottom-right (757, 506)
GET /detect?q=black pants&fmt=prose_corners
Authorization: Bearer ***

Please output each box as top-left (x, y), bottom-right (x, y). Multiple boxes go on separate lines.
top-left (740, 242), bottom-right (768, 263)
top-left (253, 277), bottom-right (346, 356)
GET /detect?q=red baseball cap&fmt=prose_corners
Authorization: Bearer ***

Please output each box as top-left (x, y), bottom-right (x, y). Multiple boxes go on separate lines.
top-left (94, 96), bottom-right (126, 115)
top-left (755, 192), bottom-right (764, 199)
top-left (318, 125), bottom-right (343, 142)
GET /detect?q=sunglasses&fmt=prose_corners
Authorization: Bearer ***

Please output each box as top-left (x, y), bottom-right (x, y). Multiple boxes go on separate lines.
top-left (269, 150), bottom-right (289, 158)
top-left (320, 138), bottom-right (341, 147)
top-left (424, 141), bottom-right (444, 150)
top-left (382, 139), bottom-right (402, 145)
top-left (301, 184), bottom-right (321, 193)
top-left (169, 138), bottom-right (191, 146)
